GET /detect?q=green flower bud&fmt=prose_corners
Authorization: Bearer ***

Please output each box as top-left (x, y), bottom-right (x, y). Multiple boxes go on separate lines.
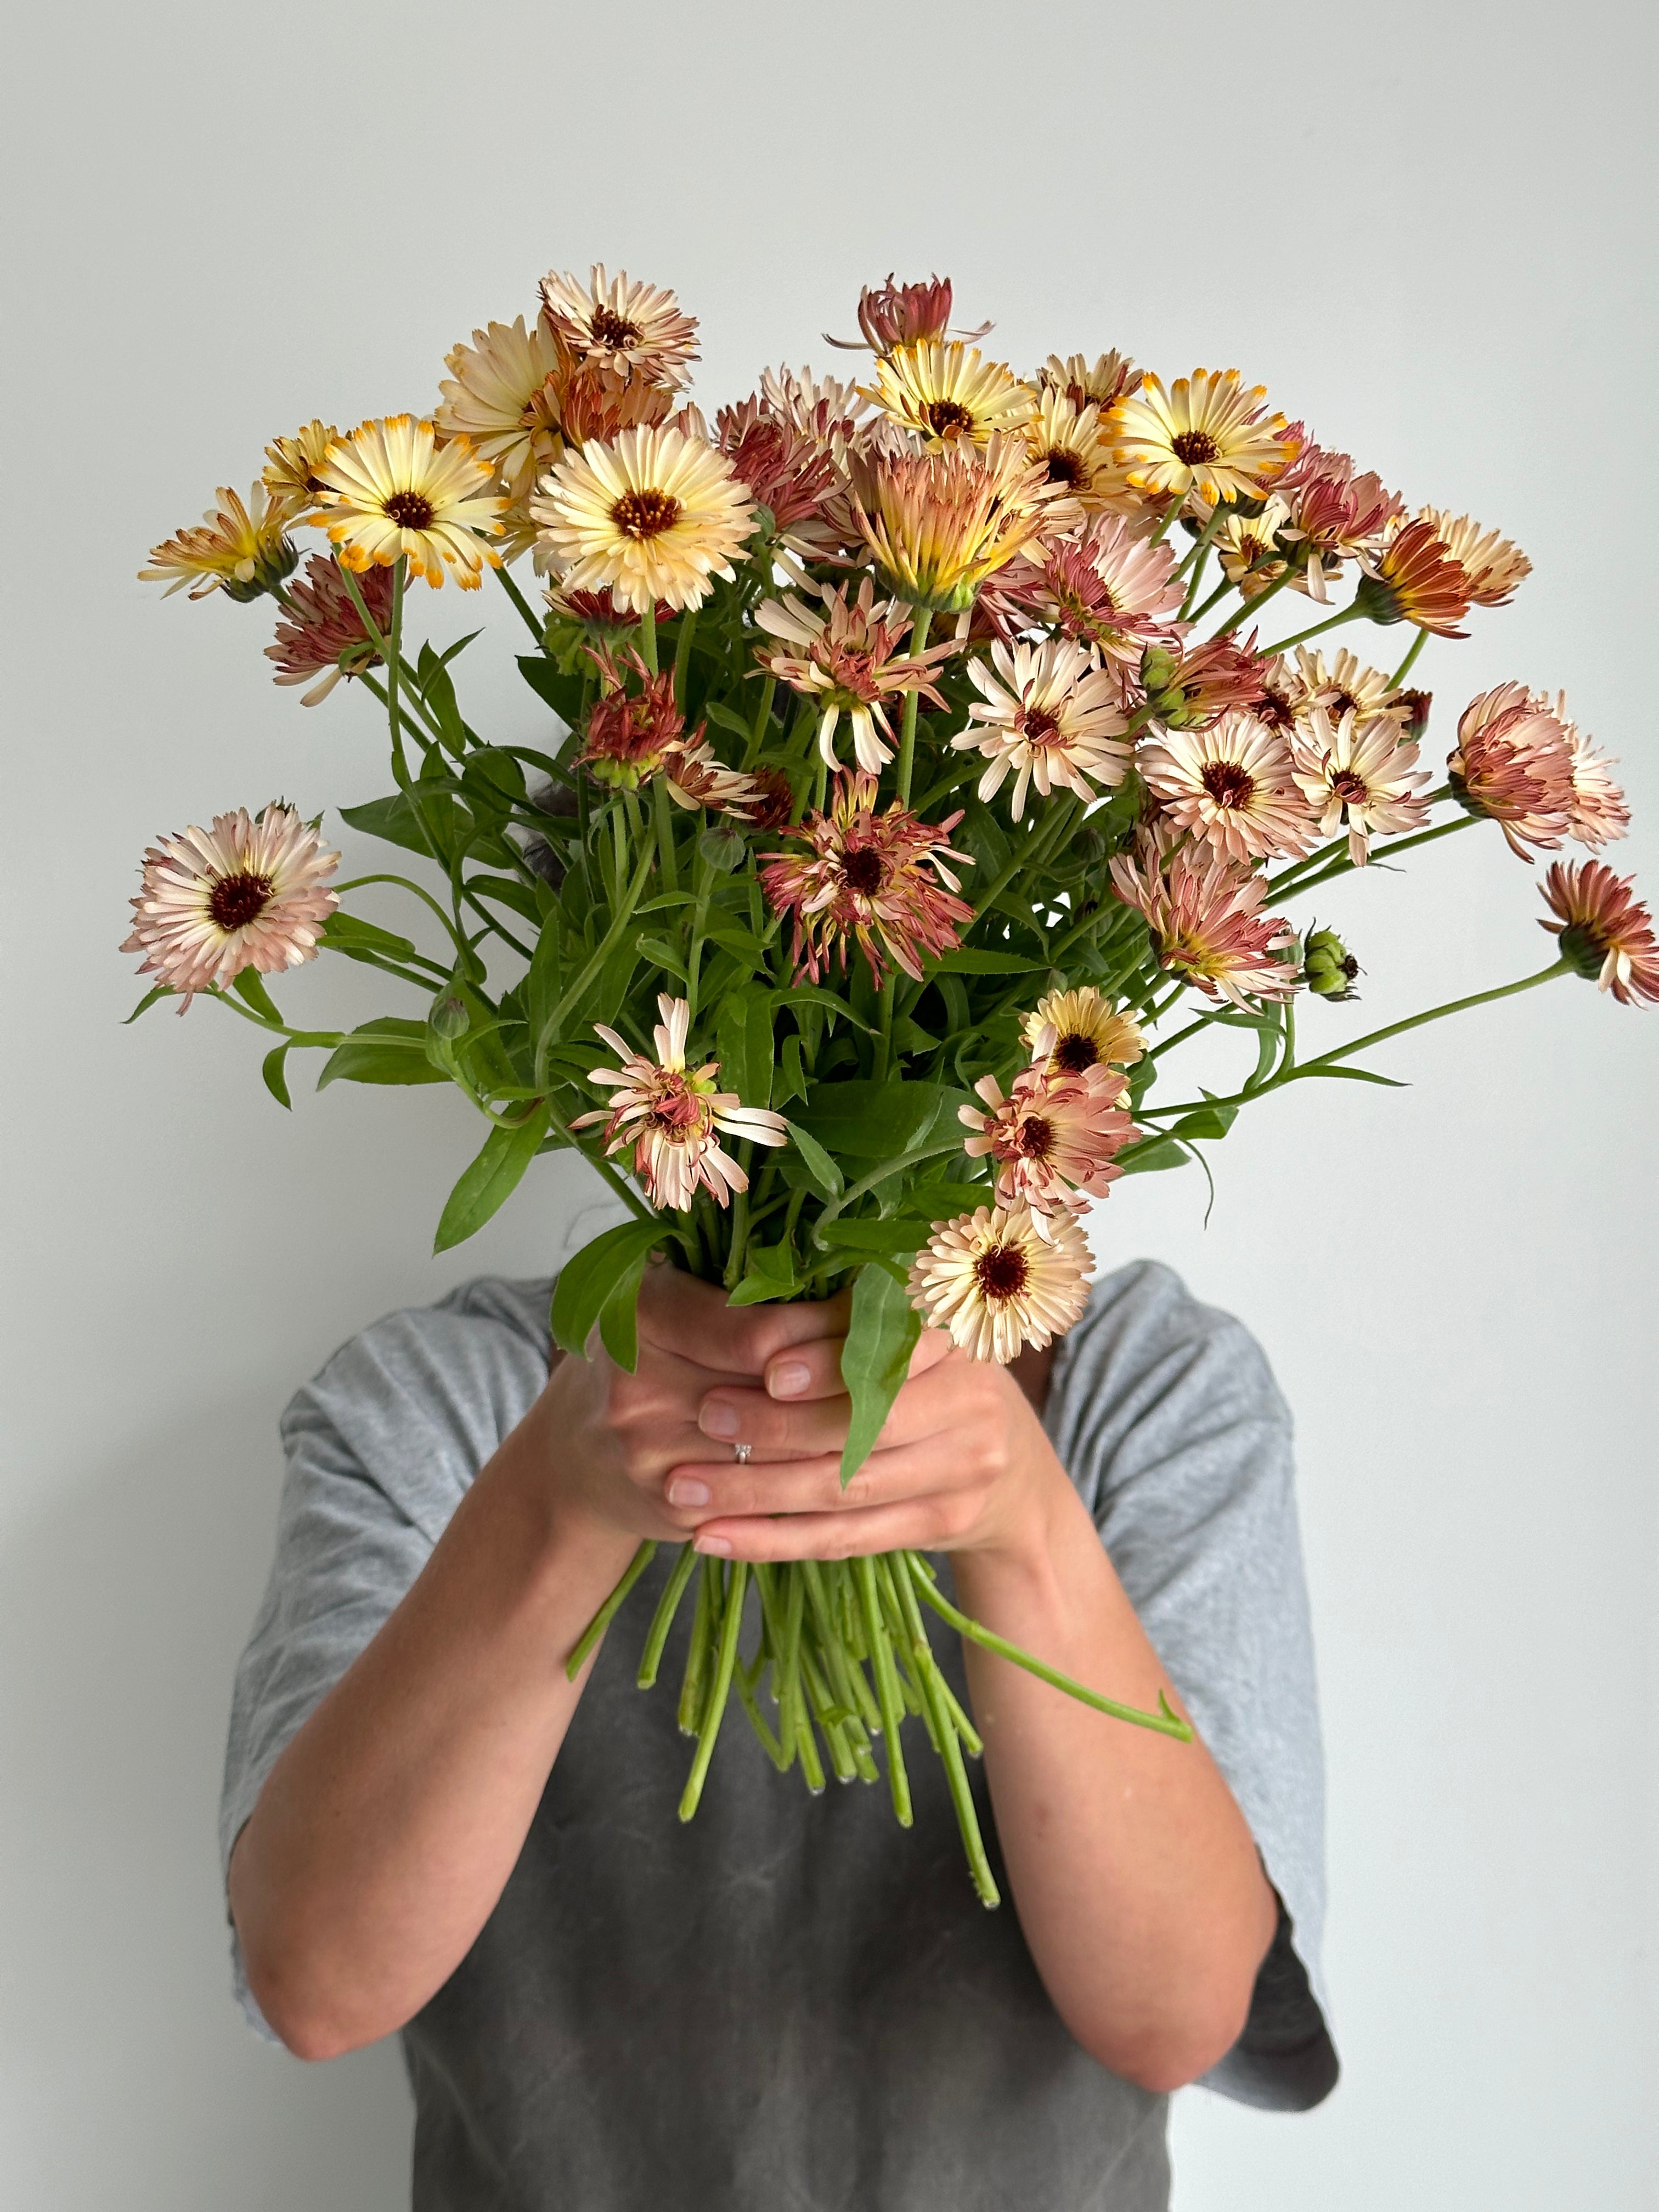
top-left (697, 825), bottom-right (746, 873)
top-left (428, 991), bottom-right (471, 1042)
top-left (1302, 926), bottom-right (1361, 1001)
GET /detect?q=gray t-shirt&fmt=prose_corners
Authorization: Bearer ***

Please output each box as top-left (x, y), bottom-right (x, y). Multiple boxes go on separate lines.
top-left (222, 1249), bottom-right (1337, 2211)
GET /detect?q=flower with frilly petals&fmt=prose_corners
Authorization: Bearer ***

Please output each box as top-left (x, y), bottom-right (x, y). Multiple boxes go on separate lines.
top-left (1140, 633), bottom-right (1269, 730)
top-left (263, 420), bottom-right (341, 518)
top-left (1023, 389), bottom-right (1126, 511)
top-left (756, 365), bottom-right (871, 447)
top-left (834, 274), bottom-right (970, 354)
top-left (1550, 696), bottom-right (1630, 848)
top-left (713, 396), bottom-right (842, 556)
top-left (953, 636), bottom-right (1132, 820)
top-left (1022, 986), bottom-right (1144, 1074)
top-left (1110, 369), bottom-right (1299, 507)
top-left (1286, 646), bottom-right (1410, 733)
top-left (1109, 829), bottom-right (1300, 1006)
top-left (960, 1059), bottom-right (1135, 1228)
top-left (660, 741), bottom-right (761, 818)
top-left (1290, 706), bottom-right (1432, 864)
top-left (1417, 508), bottom-right (1530, 607)
top-left (1449, 684), bottom-right (1577, 857)
top-left (266, 554), bottom-right (392, 705)
top-left (1212, 497), bottom-right (1293, 596)
top-left (122, 805), bottom-right (338, 1008)
top-left (755, 579), bottom-right (952, 775)
top-left (988, 515), bottom-right (1186, 663)
top-left (532, 424), bottom-right (756, 615)
top-left (1354, 517), bottom-right (1471, 636)
top-left (539, 266), bottom-right (698, 388)
top-left (435, 314), bottom-right (567, 500)
top-left (140, 483), bottom-right (298, 602)
top-left (1037, 351), bottom-right (1139, 416)
top-left (850, 434), bottom-right (1057, 611)
top-left (908, 1202), bottom-right (1093, 1365)
top-left (759, 775), bottom-right (973, 984)
top-left (1539, 861), bottom-right (1659, 1006)
top-left (868, 341), bottom-right (1037, 450)
top-left (1277, 444), bottom-right (1403, 599)
top-left (313, 416), bottom-right (505, 589)
top-left (1140, 710), bottom-right (1316, 862)
top-left (571, 995), bottom-right (787, 1212)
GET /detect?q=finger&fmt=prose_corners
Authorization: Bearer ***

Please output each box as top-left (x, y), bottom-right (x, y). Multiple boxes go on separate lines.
top-left (663, 1438), bottom-right (957, 1527)
top-left (700, 1344), bottom-right (1003, 1460)
top-left (756, 1321), bottom-right (951, 1408)
top-left (639, 1265), bottom-right (853, 1375)
top-left (690, 1488), bottom-right (980, 1562)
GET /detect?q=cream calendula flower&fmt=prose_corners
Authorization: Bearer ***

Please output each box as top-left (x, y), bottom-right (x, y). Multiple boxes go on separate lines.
top-left (1022, 986), bottom-right (1144, 1074)
top-left (435, 314), bottom-right (566, 499)
top-left (1417, 507), bottom-right (1530, 607)
top-left (121, 804), bottom-right (338, 1007)
top-left (532, 425), bottom-right (755, 615)
top-left (140, 483), bottom-right (297, 602)
top-left (1023, 388), bottom-right (1124, 510)
top-left (1288, 646), bottom-right (1409, 732)
top-left (1551, 695), bottom-right (1630, 849)
top-left (1037, 350), bottom-right (1138, 415)
top-left (1110, 369), bottom-right (1299, 506)
top-left (1140, 710), bottom-right (1316, 862)
top-left (314, 416), bottom-right (505, 589)
top-left (960, 1060), bottom-right (1135, 1229)
top-left (539, 266), bottom-right (698, 387)
top-left (1449, 682), bottom-right (1576, 857)
top-left (1290, 706), bottom-right (1432, 864)
top-left (1213, 496), bottom-right (1292, 595)
top-left (262, 420), bottom-right (340, 517)
top-left (908, 1201), bottom-right (1093, 1364)
top-left (868, 340), bottom-right (1037, 449)
top-left (953, 636), bottom-right (1132, 820)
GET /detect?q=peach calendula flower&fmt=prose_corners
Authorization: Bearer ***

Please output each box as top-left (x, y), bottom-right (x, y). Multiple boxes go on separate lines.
top-left (435, 314), bottom-right (566, 500)
top-left (1417, 507), bottom-right (1531, 607)
top-left (121, 804), bottom-right (339, 1008)
top-left (262, 420), bottom-right (341, 517)
top-left (532, 424), bottom-right (755, 616)
top-left (1213, 497), bottom-right (1292, 596)
top-left (571, 995), bottom-right (788, 1212)
top-left (140, 483), bottom-right (298, 602)
top-left (908, 1201), bottom-right (1094, 1365)
top-left (868, 340), bottom-right (1037, 450)
top-left (1023, 389), bottom-right (1124, 510)
top-left (850, 434), bottom-right (1056, 611)
top-left (1449, 683), bottom-right (1576, 857)
top-left (1353, 516), bottom-right (1471, 636)
top-left (1110, 830), bottom-right (1300, 1007)
top-left (1022, 986), bottom-right (1144, 1074)
top-left (953, 636), bottom-right (1132, 821)
top-left (1277, 443), bottom-right (1403, 599)
top-left (989, 514), bottom-right (1186, 663)
top-left (1287, 646), bottom-right (1410, 733)
top-left (754, 579), bottom-right (952, 775)
top-left (1037, 351), bottom-right (1139, 416)
top-left (960, 1059), bottom-right (1135, 1229)
top-left (1140, 709), bottom-right (1316, 862)
top-left (1539, 861), bottom-right (1659, 1007)
top-left (756, 365), bottom-right (871, 449)
top-left (1139, 633), bottom-right (1269, 731)
top-left (539, 266), bottom-right (698, 388)
top-left (265, 553), bottom-right (392, 706)
top-left (1290, 706), bottom-right (1432, 864)
top-left (1110, 369), bottom-right (1299, 507)
top-left (314, 416), bottom-right (505, 590)
top-left (714, 397), bottom-right (841, 557)
top-left (759, 775), bottom-right (973, 985)
top-left (1549, 696), bottom-right (1630, 848)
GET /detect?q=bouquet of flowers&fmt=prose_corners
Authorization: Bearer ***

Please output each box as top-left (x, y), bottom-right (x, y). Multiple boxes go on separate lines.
top-left (128, 265), bottom-right (1654, 1904)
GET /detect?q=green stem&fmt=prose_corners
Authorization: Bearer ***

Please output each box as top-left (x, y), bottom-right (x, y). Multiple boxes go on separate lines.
top-left (893, 1556), bottom-right (998, 1906)
top-left (679, 1560), bottom-right (748, 1819)
top-left (495, 561), bottom-right (544, 641)
top-left (386, 558), bottom-right (408, 785)
top-left (1214, 563), bottom-right (1294, 638)
top-left (1268, 812), bottom-right (1478, 903)
top-left (855, 1555), bottom-right (912, 1827)
top-left (673, 606), bottom-right (700, 708)
top-left (565, 1539), bottom-right (657, 1678)
top-left (1176, 509), bottom-right (1224, 617)
top-left (1146, 493), bottom-right (1185, 548)
top-left (1389, 626), bottom-right (1430, 688)
top-left (652, 774), bottom-right (679, 894)
top-left (895, 607), bottom-right (933, 806)
top-left (546, 831), bottom-right (659, 1042)
top-left (810, 1136), bottom-right (966, 1239)
top-left (744, 673), bottom-right (776, 767)
top-left (1259, 601), bottom-right (1364, 658)
top-left (638, 603), bottom-right (659, 678)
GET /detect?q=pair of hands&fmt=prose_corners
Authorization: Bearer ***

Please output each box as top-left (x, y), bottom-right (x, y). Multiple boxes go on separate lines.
top-left (535, 1261), bottom-right (1065, 1570)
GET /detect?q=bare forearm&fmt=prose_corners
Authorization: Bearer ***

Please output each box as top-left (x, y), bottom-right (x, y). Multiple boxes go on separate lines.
top-left (951, 1474), bottom-right (1276, 2091)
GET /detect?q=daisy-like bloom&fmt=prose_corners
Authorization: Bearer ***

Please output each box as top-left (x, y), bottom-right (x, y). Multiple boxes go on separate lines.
top-left (907, 1201), bottom-right (1093, 1365)
top-left (756, 364), bottom-right (871, 449)
top-left (989, 514), bottom-right (1186, 663)
top-left (262, 420), bottom-right (341, 517)
top-left (953, 636), bottom-right (1132, 820)
top-left (1109, 830), bottom-right (1300, 1007)
top-left (714, 396), bottom-right (842, 556)
top-left (1290, 705), bottom-right (1432, 864)
top-left (1417, 507), bottom-right (1531, 607)
top-left (571, 995), bottom-right (787, 1212)
top-left (1277, 443), bottom-right (1402, 599)
top-left (1354, 516), bottom-right (1471, 636)
top-left (868, 341), bottom-right (1037, 450)
top-left (754, 578), bottom-right (952, 774)
top-left (960, 1059), bottom-right (1135, 1226)
top-left (265, 553), bottom-right (393, 705)
top-left (1448, 682), bottom-right (1576, 857)
top-left (539, 266), bottom-right (698, 388)
top-left (555, 356), bottom-right (678, 446)
top-left (1538, 860), bottom-right (1659, 1007)
top-left (1214, 496), bottom-right (1291, 596)
top-left (1140, 709), bottom-right (1316, 862)
top-left (531, 424), bottom-right (755, 616)
top-left (121, 804), bottom-right (338, 1008)
top-left (313, 416), bottom-right (505, 590)
top-left (850, 434), bottom-right (1055, 611)
top-left (743, 765), bottom-right (797, 834)
top-left (1022, 985), bottom-right (1144, 1074)
top-left (1288, 645), bottom-right (1410, 733)
top-left (1140, 633), bottom-right (1269, 730)
top-left (1548, 695), bottom-right (1630, 848)
top-left (1023, 388), bottom-right (1124, 509)
top-left (435, 314), bottom-right (566, 499)
top-left (759, 775), bottom-right (973, 984)
top-left (1037, 351), bottom-right (1138, 416)
top-left (1110, 369), bottom-right (1299, 507)
top-left (140, 483), bottom-right (298, 602)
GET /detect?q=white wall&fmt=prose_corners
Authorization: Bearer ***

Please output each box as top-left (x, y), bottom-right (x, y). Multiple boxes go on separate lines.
top-left (2, 2), bottom-right (1654, 2204)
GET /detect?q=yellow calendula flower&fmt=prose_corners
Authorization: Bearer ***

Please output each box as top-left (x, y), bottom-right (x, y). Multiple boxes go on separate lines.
top-left (531, 424), bottom-right (755, 615)
top-left (436, 314), bottom-right (567, 499)
top-left (869, 340), bottom-right (1036, 449)
top-left (139, 483), bottom-right (297, 602)
top-left (849, 435), bottom-right (1056, 611)
top-left (313, 416), bottom-right (506, 590)
top-left (1111, 369), bottom-right (1298, 506)
top-left (262, 420), bottom-right (340, 518)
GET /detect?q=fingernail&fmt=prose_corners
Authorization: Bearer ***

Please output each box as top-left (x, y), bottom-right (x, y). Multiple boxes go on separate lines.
top-left (699, 1401), bottom-right (740, 1440)
top-left (695, 1534), bottom-right (732, 1556)
top-left (667, 1477), bottom-right (710, 1506)
top-left (769, 1361), bottom-right (810, 1398)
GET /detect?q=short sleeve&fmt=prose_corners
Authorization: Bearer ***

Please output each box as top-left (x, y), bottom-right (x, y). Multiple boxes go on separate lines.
top-left (1043, 1259), bottom-right (1339, 2111)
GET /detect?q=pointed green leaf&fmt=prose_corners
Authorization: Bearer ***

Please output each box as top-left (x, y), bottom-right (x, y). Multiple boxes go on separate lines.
top-left (433, 1099), bottom-right (553, 1254)
top-left (597, 1250), bottom-right (652, 1372)
top-left (1299, 1063), bottom-right (1409, 1087)
top-left (782, 1118), bottom-right (842, 1198)
top-left (839, 1262), bottom-right (922, 1486)
top-left (230, 969), bottom-right (282, 1021)
top-left (320, 911), bottom-right (421, 964)
top-left (550, 1217), bottom-right (666, 1357)
top-left (318, 1017), bottom-right (450, 1088)
top-left (726, 1240), bottom-right (800, 1306)
top-left (261, 1044), bottom-right (292, 1110)
top-left (123, 984), bottom-right (173, 1024)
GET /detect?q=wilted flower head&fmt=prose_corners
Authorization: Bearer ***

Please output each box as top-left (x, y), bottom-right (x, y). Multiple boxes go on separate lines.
top-left (262, 420), bottom-right (341, 517)
top-left (1354, 517), bottom-right (1471, 635)
top-left (988, 514), bottom-right (1186, 662)
top-left (266, 553), bottom-right (392, 706)
top-left (122, 804), bottom-right (338, 1007)
top-left (953, 636), bottom-right (1132, 820)
top-left (435, 314), bottom-right (567, 499)
top-left (1109, 828), bottom-right (1300, 1007)
top-left (1449, 683), bottom-right (1577, 857)
top-left (713, 395), bottom-right (841, 555)
top-left (754, 578), bottom-right (952, 775)
top-left (314, 416), bottom-right (505, 590)
top-left (759, 775), bottom-right (973, 984)
top-left (532, 424), bottom-right (756, 614)
top-left (1140, 709), bottom-right (1316, 862)
top-left (869, 340), bottom-right (1037, 450)
top-left (1141, 633), bottom-right (1269, 730)
top-left (849, 434), bottom-right (1056, 611)
top-left (908, 1202), bottom-right (1093, 1365)
top-left (1417, 507), bottom-right (1530, 607)
top-left (1022, 986), bottom-right (1144, 1074)
top-left (140, 483), bottom-right (298, 603)
top-left (1110, 369), bottom-right (1299, 507)
top-left (960, 1059), bottom-right (1135, 1227)
top-left (1290, 704), bottom-right (1431, 864)
top-left (578, 642), bottom-right (748, 811)
top-left (539, 266), bottom-right (698, 388)
top-left (1539, 861), bottom-right (1659, 1007)
top-left (826, 273), bottom-right (984, 354)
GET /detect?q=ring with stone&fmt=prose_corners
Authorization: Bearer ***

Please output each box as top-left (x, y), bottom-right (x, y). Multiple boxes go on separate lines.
top-left (732, 1442), bottom-right (753, 1464)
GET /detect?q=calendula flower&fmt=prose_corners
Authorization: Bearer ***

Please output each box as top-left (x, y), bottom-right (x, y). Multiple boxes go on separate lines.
top-left (1022, 986), bottom-right (1144, 1074)
top-left (1213, 497), bottom-right (1293, 596)
top-left (1354, 517), bottom-right (1471, 635)
top-left (1550, 697), bottom-right (1630, 848)
top-left (1290, 706), bottom-right (1432, 864)
top-left (1140, 633), bottom-right (1269, 730)
top-left (760, 776), bottom-right (973, 984)
top-left (1110, 369), bottom-right (1299, 507)
top-left (754, 579), bottom-right (952, 774)
top-left (539, 266), bottom-right (698, 388)
top-left (545, 580), bottom-right (672, 628)
top-left (121, 804), bottom-right (338, 1008)
top-left (1449, 683), bottom-right (1576, 857)
top-left (1024, 389), bottom-right (1124, 508)
top-left (1539, 861), bottom-right (1659, 1007)
top-left (435, 314), bottom-right (566, 499)
top-left (960, 1060), bottom-right (1135, 1227)
top-left (850, 435), bottom-right (1055, 611)
top-left (572, 995), bottom-right (787, 1212)
top-left (1141, 710), bottom-right (1315, 862)
top-left (756, 364), bottom-right (871, 447)
top-left (532, 424), bottom-right (755, 616)
top-left (1110, 830), bottom-right (1300, 1007)
top-left (831, 273), bottom-right (973, 354)
top-left (140, 483), bottom-right (298, 602)
top-left (714, 397), bottom-right (843, 556)
top-left (1277, 444), bottom-right (1402, 598)
top-left (662, 741), bottom-right (760, 817)
top-left (869, 341), bottom-right (1037, 449)
top-left (908, 1202), bottom-right (1093, 1364)
top-left (314, 416), bottom-right (505, 589)
top-left (1287, 646), bottom-right (1410, 733)
top-left (1417, 507), bottom-right (1530, 607)
top-left (265, 553), bottom-right (392, 705)
top-left (1037, 351), bottom-right (1138, 415)
top-left (262, 420), bottom-right (341, 517)
top-left (953, 636), bottom-right (1132, 820)
top-left (990, 515), bottom-right (1186, 663)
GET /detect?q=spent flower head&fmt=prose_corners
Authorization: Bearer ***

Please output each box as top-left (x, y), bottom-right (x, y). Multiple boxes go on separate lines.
top-left (140, 483), bottom-right (298, 603)
top-left (760, 775), bottom-right (973, 985)
top-left (1539, 861), bottom-right (1659, 1007)
top-left (755, 578), bottom-right (952, 775)
top-left (266, 553), bottom-right (392, 706)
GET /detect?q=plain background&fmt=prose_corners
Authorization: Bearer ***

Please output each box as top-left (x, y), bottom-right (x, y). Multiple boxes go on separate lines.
top-left (2, 1), bottom-right (1654, 2204)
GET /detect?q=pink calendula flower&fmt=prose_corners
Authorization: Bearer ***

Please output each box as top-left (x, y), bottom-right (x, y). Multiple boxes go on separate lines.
top-left (1545, 694), bottom-right (1630, 849)
top-left (960, 1054), bottom-right (1135, 1230)
top-left (755, 578), bottom-right (953, 775)
top-left (1140, 709), bottom-right (1316, 864)
top-left (266, 554), bottom-right (392, 706)
top-left (953, 635), bottom-right (1132, 820)
top-left (1290, 705), bottom-right (1432, 865)
top-left (907, 1201), bottom-right (1094, 1364)
top-left (1449, 683), bottom-right (1577, 858)
top-left (572, 995), bottom-right (788, 1212)
top-left (984, 514), bottom-right (1186, 664)
top-left (759, 776), bottom-right (973, 985)
top-left (122, 804), bottom-right (339, 1008)
top-left (1110, 828), bottom-right (1300, 1007)
top-left (1539, 861), bottom-right (1659, 1007)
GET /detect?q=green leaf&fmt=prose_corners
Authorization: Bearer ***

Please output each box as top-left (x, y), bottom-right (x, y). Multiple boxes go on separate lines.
top-left (461, 749), bottom-right (528, 810)
top-left (774, 1032), bottom-right (808, 1109)
top-left (230, 969), bottom-right (282, 1020)
top-left (1116, 1133), bottom-right (1189, 1176)
top-left (318, 1017), bottom-right (450, 1088)
top-left (933, 948), bottom-right (1048, 974)
top-left (636, 935), bottom-right (689, 982)
top-left (524, 925), bottom-right (565, 1053)
top-left (782, 1117), bottom-right (842, 1198)
top-left (421, 661), bottom-right (470, 756)
top-left (516, 653), bottom-right (589, 727)
top-left (261, 1044), bottom-right (292, 1110)
top-left (123, 984), bottom-right (173, 1024)
top-left (717, 995), bottom-right (773, 1109)
top-left (550, 1217), bottom-right (665, 1357)
top-left (839, 1263), bottom-right (922, 1486)
top-left (320, 911), bottom-right (421, 964)
top-left (815, 1217), bottom-right (931, 1257)
top-left (726, 1240), bottom-right (800, 1306)
top-left (597, 1249), bottom-right (652, 1371)
top-left (795, 1079), bottom-right (960, 1160)
top-left (466, 872), bottom-right (545, 926)
top-left (433, 1099), bottom-right (553, 1253)
top-left (1297, 1063), bottom-right (1409, 1087)
top-left (340, 790), bottom-right (469, 865)
top-left (704, 698), bottom-right (753, 740)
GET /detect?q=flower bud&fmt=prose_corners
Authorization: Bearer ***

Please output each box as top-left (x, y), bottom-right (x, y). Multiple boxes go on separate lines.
top-left (1301, 926), bottom-right (1361, 1001)
top-left (1397, 688), bottom-right (1432, 743)
top-left (697, 825), bottom-right (746, 873)
top-left (1139, 644), bottom-right (1183, 721)
top-left (428, 991), bottom-right (471, 1041)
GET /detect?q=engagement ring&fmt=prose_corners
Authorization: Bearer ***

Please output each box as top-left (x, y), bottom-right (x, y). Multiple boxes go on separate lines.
top-left (732, 1442), bottom-right (752, 1464)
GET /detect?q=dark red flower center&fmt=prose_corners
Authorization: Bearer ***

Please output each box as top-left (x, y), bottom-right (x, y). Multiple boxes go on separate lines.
top-left (208, 871), bottom-right (273, 932)
top-left (1052, 1031), bottom-right (1098, 1073)
top-left (647, 1083), bottom-right (703, 1133)
top-left (590, 306), bottom-right (643, 351)
top-left (1329, 690), bottom-right (1358, 719)
top-left (973, 1242), bottom-right (1029, 1301)
top-left (1020, 704), bottom-right (1063, 747)
top-left (383, 490), bottom-right (436, 530)
top-left (840, 846), bottom-right (887, 896)
top-left (925, 398), bottom-right (975, 439)
top-left (1045, 447), bottom-right (1086, 487)
top-left (1331, 769), bottom-right (1370, 807)
top-left (611, 488), bottom-right (682, 540)
top-left (1201, 760), bottom-right (1255, 810)
top-left (1015, 1115), bottom-right (1054, 1159)
top-left (1171, 430), bottom-right (1220, 465)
